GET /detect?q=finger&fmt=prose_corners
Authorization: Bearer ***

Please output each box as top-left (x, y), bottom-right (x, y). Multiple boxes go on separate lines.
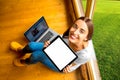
top-left (63, 67), bottom-right (70, 73)
top-left (63, 68), bottom-right (67, 73)
top-left (63, 69), bottom-right (65, 73)
top-left (44, 41), bottom-right (50, 47)
top-left (66, 66), bottom-right (70, 72)
top-left (45, 41), bottom-right (50, 45)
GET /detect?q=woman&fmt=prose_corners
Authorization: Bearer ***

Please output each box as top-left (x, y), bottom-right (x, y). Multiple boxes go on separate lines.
top-left (10, 17), bottom-right (94, 73)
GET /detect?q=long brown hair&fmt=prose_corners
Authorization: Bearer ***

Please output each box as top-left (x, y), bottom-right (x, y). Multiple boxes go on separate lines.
top-left (62, 17), bottom-right (94, 40)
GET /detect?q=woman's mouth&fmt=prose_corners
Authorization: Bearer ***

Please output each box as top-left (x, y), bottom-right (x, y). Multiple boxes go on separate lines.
top-left (70, 34), bottom-right (78, 40)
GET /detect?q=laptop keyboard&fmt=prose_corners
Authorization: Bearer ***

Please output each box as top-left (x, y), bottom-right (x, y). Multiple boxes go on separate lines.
top-left (39, 31), bottom-right (54, 42)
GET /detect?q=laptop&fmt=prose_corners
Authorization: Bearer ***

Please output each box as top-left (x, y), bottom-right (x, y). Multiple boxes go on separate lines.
top-left (24, 16), bottom-right (58, 42)
top-left (43, 36), bottom-right (78, 72)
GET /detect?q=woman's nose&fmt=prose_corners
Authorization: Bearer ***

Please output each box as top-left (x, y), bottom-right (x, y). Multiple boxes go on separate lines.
top-left (73, 29), bottom-right (79, 35)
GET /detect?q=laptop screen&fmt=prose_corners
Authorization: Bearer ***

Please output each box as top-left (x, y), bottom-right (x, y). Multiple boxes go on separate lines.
top-left (24, 16), bottom-right (48, 41)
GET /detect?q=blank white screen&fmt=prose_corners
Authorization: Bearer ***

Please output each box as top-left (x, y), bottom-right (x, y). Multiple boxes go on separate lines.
top-left (44, 37), bottom-right (76, 70)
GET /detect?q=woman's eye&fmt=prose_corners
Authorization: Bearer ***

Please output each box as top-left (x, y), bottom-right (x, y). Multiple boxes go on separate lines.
top-left (72, 24), bottom-right (77, 29)
top-left (79, 29), bottom-right (85, 34)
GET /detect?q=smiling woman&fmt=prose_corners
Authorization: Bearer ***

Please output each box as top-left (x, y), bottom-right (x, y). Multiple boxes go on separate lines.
top-left (9, 16), bottom-right (94, 74)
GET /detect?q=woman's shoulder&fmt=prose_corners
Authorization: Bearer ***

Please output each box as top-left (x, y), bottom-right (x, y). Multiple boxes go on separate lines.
top-left (76, 41), bottom-right (92, 59)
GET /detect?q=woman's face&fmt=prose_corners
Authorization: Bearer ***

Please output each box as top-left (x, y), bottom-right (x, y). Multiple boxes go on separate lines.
top-left (68, 20), bottom-right (88, 45)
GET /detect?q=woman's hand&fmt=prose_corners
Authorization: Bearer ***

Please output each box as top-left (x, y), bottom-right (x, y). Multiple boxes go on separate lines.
top-left (63, 64), bottom-right (72, 73)
top-left (44, 41), bottom-right (50, 48)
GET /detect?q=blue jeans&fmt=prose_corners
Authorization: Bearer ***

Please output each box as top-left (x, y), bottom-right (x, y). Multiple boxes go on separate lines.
top-left (26, 42), bottom-right (59, 72)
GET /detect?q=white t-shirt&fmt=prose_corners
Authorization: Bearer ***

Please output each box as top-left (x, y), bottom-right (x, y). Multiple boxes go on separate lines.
top-left (63, 38), bottom-right (92, 72)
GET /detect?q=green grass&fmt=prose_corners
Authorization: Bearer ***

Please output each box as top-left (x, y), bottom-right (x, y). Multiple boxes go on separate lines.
top-left (92, 0), bottom-right (120, 80)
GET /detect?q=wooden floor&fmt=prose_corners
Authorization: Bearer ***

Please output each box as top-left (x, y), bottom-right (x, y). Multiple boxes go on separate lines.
top-left (0, 0), bottom-right (82, 80)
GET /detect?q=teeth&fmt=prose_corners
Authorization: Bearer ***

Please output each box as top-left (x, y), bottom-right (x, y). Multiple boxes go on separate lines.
top-left (71, 35), bottom-right (77, 39)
